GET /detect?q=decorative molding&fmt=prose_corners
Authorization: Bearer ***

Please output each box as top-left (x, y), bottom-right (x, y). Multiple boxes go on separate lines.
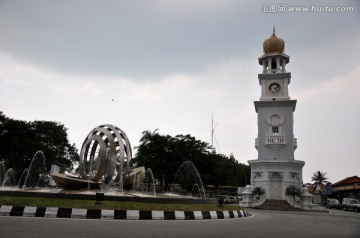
top-left (254, 100), bottom-right (297, 112)
top-left (266, 111), bottom-right (285, 126)
top-left (257, 72), bottom-right (291, 80)
top-left (290, 172), bottom-right (300, 180)
top-left (268, 171), bottom-right (283, 180)
top-left (253, 172), bottom-right (263, 179)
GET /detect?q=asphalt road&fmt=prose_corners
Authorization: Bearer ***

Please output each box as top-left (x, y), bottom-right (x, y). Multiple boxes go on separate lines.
top-left (0, 209), bottom-right (359, 238)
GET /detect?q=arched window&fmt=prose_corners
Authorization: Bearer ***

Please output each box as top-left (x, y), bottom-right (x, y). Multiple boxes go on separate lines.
top-left (271, 59), bottom-right (277, 70)
top-left (272, 126), bottom-right (279, 135)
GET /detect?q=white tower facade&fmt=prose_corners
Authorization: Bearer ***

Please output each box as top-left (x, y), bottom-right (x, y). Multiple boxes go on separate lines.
top-left (248, 29), bottom-right (304, 200)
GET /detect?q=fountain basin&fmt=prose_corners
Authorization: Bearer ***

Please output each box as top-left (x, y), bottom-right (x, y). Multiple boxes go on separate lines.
top-left (50, 173), bottom-right (100, 189)
top-left (0, 189), bottom-right (216, 204)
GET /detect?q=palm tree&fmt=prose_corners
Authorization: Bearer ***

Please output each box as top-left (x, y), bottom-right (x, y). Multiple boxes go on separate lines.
top-left (138, 129), bottom-right (160, 148)
top-left (311, 171), bottom-right (328, 205)
top-left (136, 129), bottom-right (171, 191)
top-left (311, 171), bottom-right (328, 184)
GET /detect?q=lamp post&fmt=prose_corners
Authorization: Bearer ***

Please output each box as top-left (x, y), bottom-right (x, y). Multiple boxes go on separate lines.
top-left (163, 147), bottom-right (171, 193)
top-left (162, 149), bottom-right (166, 193)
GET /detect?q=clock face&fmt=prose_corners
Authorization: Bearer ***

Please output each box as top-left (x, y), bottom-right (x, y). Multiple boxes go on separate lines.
top-left (269, 82), bottom-right (281, 94)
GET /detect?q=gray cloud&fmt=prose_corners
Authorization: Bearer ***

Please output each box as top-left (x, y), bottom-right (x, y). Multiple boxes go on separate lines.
top-left (3, 0), bottom-right (357, 79)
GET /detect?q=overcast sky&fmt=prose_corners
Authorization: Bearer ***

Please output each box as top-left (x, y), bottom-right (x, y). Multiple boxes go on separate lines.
top-left (0, 0), bottom-right (359, 184)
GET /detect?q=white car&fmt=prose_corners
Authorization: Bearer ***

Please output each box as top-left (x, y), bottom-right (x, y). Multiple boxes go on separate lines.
top-left (342, 198), bottom-right (360, 212)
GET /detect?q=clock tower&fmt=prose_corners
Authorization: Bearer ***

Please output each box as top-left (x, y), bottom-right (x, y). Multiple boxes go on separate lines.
top-left (248, 28), bottom-right (305, 200)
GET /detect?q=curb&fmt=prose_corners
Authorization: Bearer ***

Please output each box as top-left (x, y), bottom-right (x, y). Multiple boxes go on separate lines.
top-left (0, 205), bottom-right (248, 220)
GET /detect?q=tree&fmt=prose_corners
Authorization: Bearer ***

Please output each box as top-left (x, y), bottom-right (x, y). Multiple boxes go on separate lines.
top-left (135, 129), bottom-right (166, 189)
top-left (134, 130), bottom-right (250, 192)
top-left (0, 112), bottom-right (79, 183)
top-left (135, 130), bottom-right (210, 191)
top-left (252, 187), bottom-right (265, 199)
top-left (286, 185), bottom-right (301, 203)
top-left (311, 171), bottom-right (328, 184)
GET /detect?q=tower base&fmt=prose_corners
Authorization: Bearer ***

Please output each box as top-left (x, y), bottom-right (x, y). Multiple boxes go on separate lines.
top-left (248, 159), bottom-right (305, 200)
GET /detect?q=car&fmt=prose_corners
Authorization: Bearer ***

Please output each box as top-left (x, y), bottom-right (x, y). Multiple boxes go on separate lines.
top-left (325, 198), bottom-right (341, 209)
top-left (227, 196), bottom-right (237, 204)
top-left (217, 195), bottom-right (237, 204)
top-left (342, 198), bottom-right (360, 212)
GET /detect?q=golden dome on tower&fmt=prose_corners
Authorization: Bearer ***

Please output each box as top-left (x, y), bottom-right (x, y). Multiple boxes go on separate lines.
top-left (263, 27), bottom-right (285, 55)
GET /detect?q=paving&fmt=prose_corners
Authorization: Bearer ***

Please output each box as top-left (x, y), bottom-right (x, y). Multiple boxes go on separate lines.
top-left (0, 205), bottom-right (248, 220)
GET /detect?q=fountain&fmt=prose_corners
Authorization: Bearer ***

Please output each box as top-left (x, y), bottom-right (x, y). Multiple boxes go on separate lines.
top-left (138, 168), bottom-right (156, 197)
top-left (171, 161), bottom-right (206, 199)
top-left (36, 174), bottom-right (50, 188)
top-left (17, 168), bottom-right (28, 188)
top-left (132, 174), bottom-right (139, 192)
top-left (22, 150), bottom-right (47, 189)
top-left (0, 162), bottom-right (5, 185)
top-left (1, 168), bottom-right (16, 187)
top-left (0, 124), bottom-right (216, 206)
top-left (191, 183), bottom-right (201, 198)
top-left (50, 124), bottom-right (136, 192)
top-left (48, 125), bottom-right (207, 200)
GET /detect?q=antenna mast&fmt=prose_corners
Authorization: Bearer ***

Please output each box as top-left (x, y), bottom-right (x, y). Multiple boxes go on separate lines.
top-left (211, 114), bottom-right (216, 153)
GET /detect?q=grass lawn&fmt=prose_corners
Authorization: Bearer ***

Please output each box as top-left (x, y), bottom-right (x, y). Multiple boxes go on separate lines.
top-left (0, 196), bottom-right (242, 211)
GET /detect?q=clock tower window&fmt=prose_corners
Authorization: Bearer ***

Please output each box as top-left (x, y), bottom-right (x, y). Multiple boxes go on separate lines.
top-left (271, 59), bottom-right (277, 72)
top-left (272, 126), bottom-right (279, 136)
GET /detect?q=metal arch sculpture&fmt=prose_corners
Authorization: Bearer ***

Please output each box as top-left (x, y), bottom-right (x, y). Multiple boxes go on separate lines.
top-left (79, 124), bottom-right (132, 185)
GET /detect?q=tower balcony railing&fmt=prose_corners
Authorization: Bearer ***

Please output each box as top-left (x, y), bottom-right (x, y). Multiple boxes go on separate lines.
top-left (265, 135), bottom-right (286, 145)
